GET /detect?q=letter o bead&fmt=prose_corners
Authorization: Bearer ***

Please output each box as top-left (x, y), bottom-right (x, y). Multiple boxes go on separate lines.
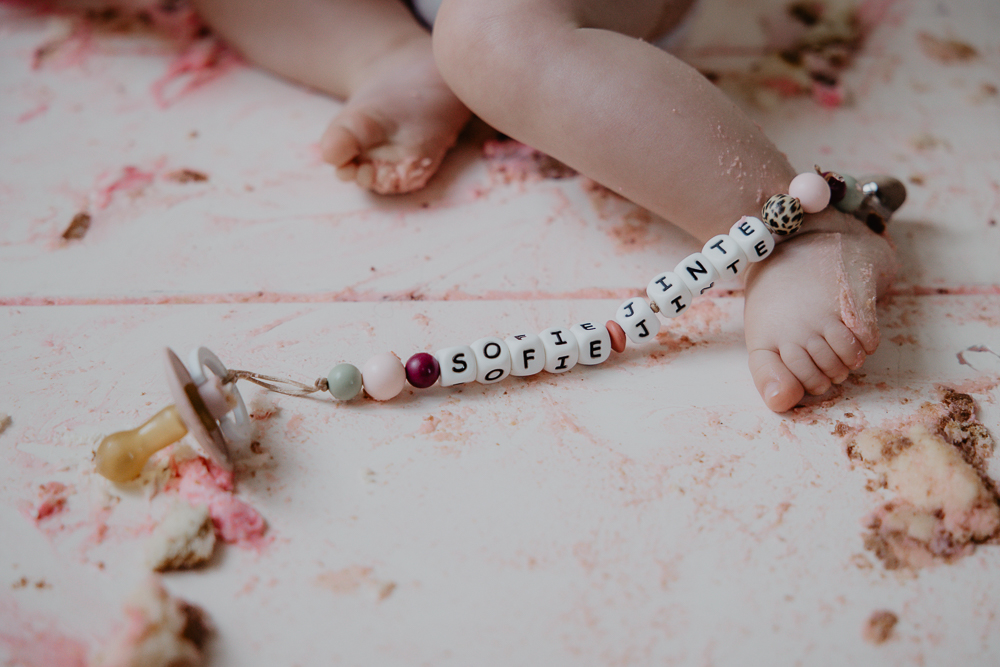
top-left (434, 345), bottom-right (477, 387)
top-left (646, 271), bottom-right (693, 318)
top-left (571, 322), bottom-right (611, 365)
top-left (615, 298), bottom-right (660, 344)
top-left (471, 337), bottom-right (511, 384)
top-left (505, 333), bottom-right (545, 377)
top-left (729, 216), bottom-right (774, 262)
top-left (539, 327), bottom-right (579, 373)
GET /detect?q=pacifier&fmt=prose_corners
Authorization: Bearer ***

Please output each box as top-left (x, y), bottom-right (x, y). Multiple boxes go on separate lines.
top-left (95, 347), bottom-right (251, 483)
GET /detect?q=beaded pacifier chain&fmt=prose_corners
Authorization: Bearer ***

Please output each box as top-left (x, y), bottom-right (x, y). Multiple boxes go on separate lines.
top-left (94, 170), bottom-right (905, 483)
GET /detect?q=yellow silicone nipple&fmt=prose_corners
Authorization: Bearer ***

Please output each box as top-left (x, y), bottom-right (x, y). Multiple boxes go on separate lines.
top-left (95, 405), bottom-right (188, 483)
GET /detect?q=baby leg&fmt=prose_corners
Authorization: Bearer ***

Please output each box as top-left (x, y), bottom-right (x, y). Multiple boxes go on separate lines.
top-left (193, 0), bottom-right (470, 193)
top-left (433, 0), bottom-right (895, 411)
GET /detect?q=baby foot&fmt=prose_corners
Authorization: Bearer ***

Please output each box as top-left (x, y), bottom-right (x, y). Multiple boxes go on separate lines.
top-left (320, 36), bottom-right (470, 195)
top-left (742, 210), bottom-right (897, 412)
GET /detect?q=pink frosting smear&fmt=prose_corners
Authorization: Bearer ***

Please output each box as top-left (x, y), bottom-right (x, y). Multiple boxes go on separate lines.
top-left (165, 456), bottom-right (269, 550)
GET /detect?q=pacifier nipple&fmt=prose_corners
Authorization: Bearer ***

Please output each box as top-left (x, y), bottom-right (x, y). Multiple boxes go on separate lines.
top-left (95, 405), bottom-right (188, 483)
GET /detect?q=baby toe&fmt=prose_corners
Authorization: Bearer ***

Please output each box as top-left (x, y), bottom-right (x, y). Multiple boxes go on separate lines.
top-left (748, 349), bottom-right (806, 413)
top-left (321, 124), bottom-right (363, 167)
top-left (335, 163), bottom-right (359, 182)
top-left (805, 333), bottom-right (851, 384)
top-left (779, 343), bottom-right (833, 396)
top-left (824, 322), bottom-right (867, 370)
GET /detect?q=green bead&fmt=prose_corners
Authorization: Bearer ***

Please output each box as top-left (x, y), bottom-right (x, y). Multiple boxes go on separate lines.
top-left (834, 174), bottom-right (865, 213)
top-left (327, 363), bottom-right (362, 400)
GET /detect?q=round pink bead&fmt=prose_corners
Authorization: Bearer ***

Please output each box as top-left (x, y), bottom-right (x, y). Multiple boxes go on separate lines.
top-left (788, 172), bottom-right (831, 214)
top-left (362, 352), bottom-right (406, 401)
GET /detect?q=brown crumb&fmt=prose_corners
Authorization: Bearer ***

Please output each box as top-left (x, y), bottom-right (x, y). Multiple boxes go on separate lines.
top-left (166, 169), bottom-right (209, 183)
top-left (61, 212), bottom-right (92, 241)
top-left (863, 610), bottom-right (898, 644)
top-left (179, 601), bottom-right (213, 650)
top-left (918, 32), bottom-right (978, 63)
top-left (908, 174), bottom-right (925, 186)
top-left (12, 577), bottom-right (28, 589)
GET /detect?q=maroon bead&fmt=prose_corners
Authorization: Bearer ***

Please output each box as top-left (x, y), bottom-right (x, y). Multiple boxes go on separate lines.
top-left (818, 169), bottom-right (847, 206)
top-left (405, 352), bottom-right (440, 389)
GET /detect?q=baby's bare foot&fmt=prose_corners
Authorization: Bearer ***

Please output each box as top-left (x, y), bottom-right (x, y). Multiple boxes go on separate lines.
top-left (320, 36), bottom-right (470, 195)
top-left (743, 210), bottom-right (896, 412)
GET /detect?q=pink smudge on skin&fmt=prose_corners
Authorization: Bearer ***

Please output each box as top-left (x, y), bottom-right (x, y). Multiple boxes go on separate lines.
top-left (93, 166), bottom-right (157, 210)
top-left (165, 456), bottom-right (269, 549)
top-left (151, 39), bottom-right (241, 109)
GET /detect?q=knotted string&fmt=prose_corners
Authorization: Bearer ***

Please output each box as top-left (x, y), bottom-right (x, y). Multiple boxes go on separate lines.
top-left (225, 369), bottom-right (328, 397)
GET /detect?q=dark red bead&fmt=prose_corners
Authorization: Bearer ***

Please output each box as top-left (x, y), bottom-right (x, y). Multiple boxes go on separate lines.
top-left (405, 352), bottom-right (440, 389)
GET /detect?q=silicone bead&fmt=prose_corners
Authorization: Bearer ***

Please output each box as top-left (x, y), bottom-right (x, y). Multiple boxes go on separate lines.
top-left (362, 353), bottom-right (406, 401)
top-left (834, 174), bottom-right (866, 213)
top-left (539, 326), bottom-right (579, 373)
top-left (506, 333), bottom-right (545, 377)
top-left (434, 345), bottom-right (477, 387)
top-left (701, 235), bottom-right (749, 279)
top-left (327, 363), bottom-right (363, 400)
top-left (675, 252), bottom-right (720, 296)
top-left (762, 193), bottom-right (805, 235)
top-left (471, 337), bottom-right (511, 384)
top-left (606, 320), bottom-right (627, 353)
top-left (571, 322), bottom-right (611, 365)
top-left (788, 172), bottom-right (831, 213)
top-left (729, 216), bottom-right (774, 262)
top-left (615, 298), bottom-right (660, 344)
top-left (405, 353), bottom-right (440, 389)
top-left (646, 271), bottom-right (693, 318)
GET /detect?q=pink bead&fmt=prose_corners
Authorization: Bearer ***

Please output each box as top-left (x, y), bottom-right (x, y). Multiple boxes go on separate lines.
top-left (788, 172), bottom-right (831, 214)
top-left (362, 352), bottom-right (406, 401)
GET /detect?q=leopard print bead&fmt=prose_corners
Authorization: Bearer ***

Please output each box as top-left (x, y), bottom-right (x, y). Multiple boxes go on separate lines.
top-left (761, 193), bottom-right (804, 236)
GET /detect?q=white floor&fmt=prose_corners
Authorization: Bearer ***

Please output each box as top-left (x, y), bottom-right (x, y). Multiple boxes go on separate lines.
top-left (2, 0), bottom-right (999, 665)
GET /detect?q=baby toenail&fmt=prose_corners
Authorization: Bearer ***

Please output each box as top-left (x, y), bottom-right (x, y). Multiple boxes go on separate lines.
top-left (764, 382), bottom-right (782, 401)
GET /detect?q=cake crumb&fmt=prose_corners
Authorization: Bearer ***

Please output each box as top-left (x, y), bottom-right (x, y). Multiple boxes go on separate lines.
top-left (918, 32), bottom-right (978, 63)
top-left (863, 610), bottom-right (898, 644)
top-left (62, 212), bottom-right (91, 240)
top-left (145, 502), bottom-right (216, 572)
top-left (847, 391), bottom-right (1000, 570)
top-left (93, 577), bottom-right (212, 667)
top-left (165, 169), bottom-right (208, 183)
top-left (0, 413), bottom-right (10, 434)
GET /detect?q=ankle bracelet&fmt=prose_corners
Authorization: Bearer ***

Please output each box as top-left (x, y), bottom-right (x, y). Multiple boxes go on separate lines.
top-left (93, 170), bottom-right (904, 483)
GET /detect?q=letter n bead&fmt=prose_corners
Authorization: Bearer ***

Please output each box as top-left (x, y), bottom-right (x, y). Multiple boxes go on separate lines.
top-left (702, 234), bottom-right (749, 278)
top-left (615, 298), bottom-right (660, 344)
top-left (646, 271), bottom-right (693, 318)
top-left (540, 327), bottom-right (579, 373)
top-left (729, 215), bottom-right (774, 262)
top-left (675, 252), bottom-right (719, 296)
top-left (505, 333), bottom-right (545, 377)
top-left (570, 322), bottom-right (611, 365)
top-left (471, 337), bottom-right (511, 384)
top-left (434, 345), bottom-right (477, 387)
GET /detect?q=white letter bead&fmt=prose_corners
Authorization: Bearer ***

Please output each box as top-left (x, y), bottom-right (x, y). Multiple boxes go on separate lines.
top-left (615, 298), bottom-right (660, 343)
top-left (505, 333), bottom-right (545, 377)
top-left (675, 252), bottom-right (720, 296)
top-left (646, 271), bottom-right (693, 319)
top-left (471, 337), bottom-right (511, 384)
top-left (571, 322), bottom-right (611, 365)
top-left (702, 234), bottom-right (749, 278)
top-left (434, 345), bottom-right (477, 387)
top-left (539, 326), bottom-right (579, 373)
top-left (729, 215), bottom-right (775, 262)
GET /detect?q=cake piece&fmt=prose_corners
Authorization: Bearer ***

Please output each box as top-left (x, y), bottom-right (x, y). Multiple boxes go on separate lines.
top-left (145, 502), bottom-right (216, 572)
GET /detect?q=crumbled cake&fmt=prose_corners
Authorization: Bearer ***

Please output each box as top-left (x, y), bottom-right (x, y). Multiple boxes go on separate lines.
top-left (863, 610), bottom-right (898, 644)
top-left (145, 502), bottom-right (216, 572)
top-left (848, 390), bottom-right (1000, 569)
top-left (92, 577), bottom-right (211, 667)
